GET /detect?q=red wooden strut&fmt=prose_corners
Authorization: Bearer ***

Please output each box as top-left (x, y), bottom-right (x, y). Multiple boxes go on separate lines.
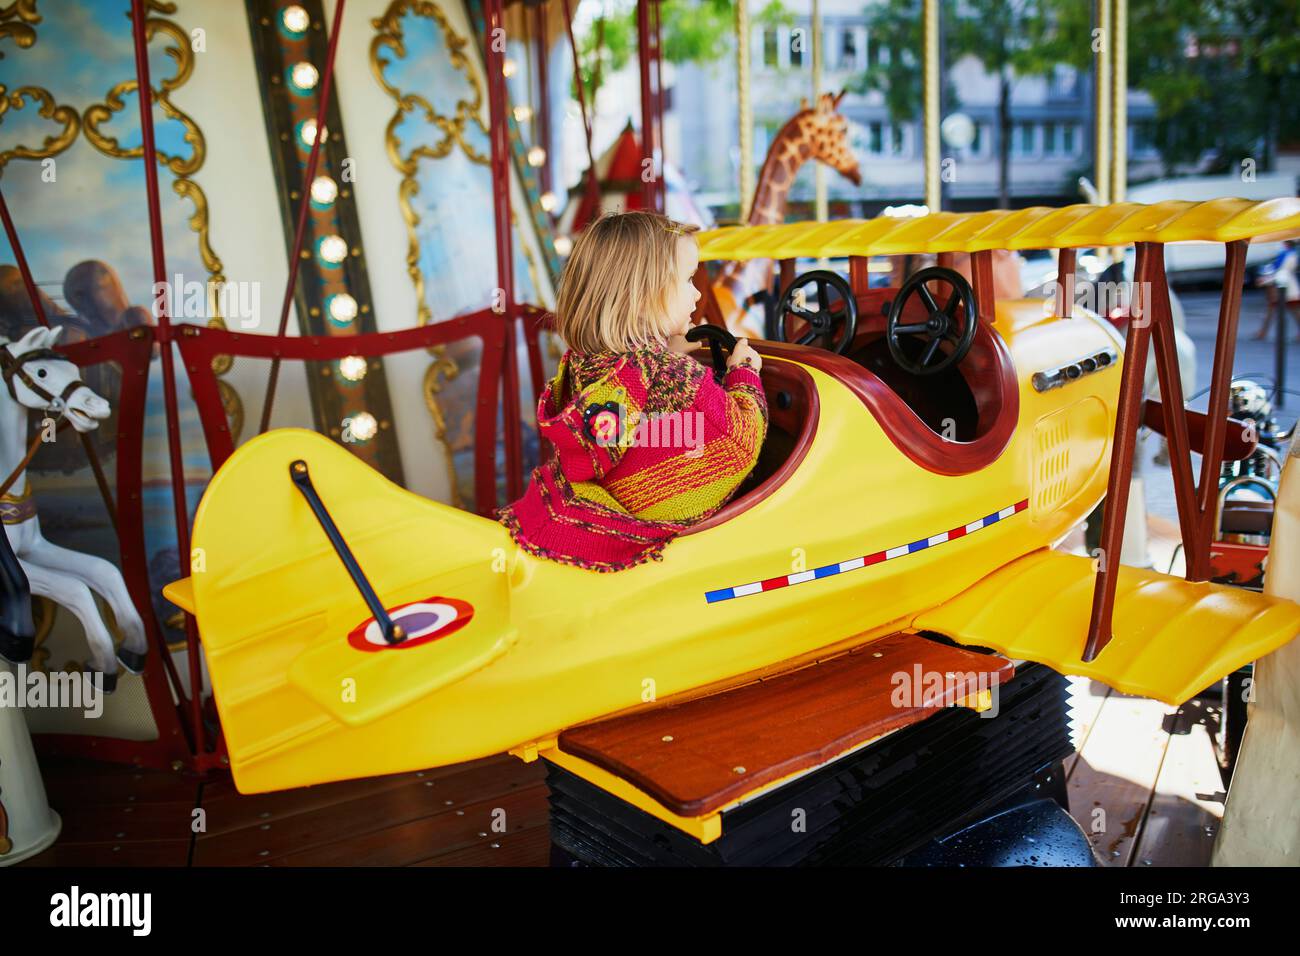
top-left (1083, 240), bottom-right (1248, 661)
top-left (259, 0), bottom-right (348, 435)
top-left (130, 0), bottom-right (205, 756)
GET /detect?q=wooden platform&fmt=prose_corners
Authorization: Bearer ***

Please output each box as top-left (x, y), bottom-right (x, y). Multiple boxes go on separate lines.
top-left (19, 753), bottom-right (550, 867)
top-left (18, 678), bottom-right (1221, 867)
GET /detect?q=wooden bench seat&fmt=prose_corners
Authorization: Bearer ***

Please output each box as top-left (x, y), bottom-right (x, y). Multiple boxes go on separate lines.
top-left (553, 632), bottom-right (1015, 824)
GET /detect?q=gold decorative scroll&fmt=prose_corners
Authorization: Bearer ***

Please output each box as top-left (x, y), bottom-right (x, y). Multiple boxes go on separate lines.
top-left (0, 84), bottom-right (80, 171)
top-left (77, 2), bottom-right (241, 436)
top-left (371, 0), bottom-right (490, 327)
top-left (371, 0), bottom-right (494, 505)
top-left (0, 0), bottom-right (39, 60)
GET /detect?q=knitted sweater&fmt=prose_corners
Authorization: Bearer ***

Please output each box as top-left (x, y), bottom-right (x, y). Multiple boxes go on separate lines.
top-left (498, 345), bottom-right (769, 571)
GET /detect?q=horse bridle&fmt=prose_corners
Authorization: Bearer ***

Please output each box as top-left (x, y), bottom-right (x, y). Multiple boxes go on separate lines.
top-left (0, 344), bottom-right (87, 414)
top-left (0, 344), bottom-right (83, 501)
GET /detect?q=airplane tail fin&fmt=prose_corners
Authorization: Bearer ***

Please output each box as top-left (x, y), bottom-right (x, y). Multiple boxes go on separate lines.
top-left (166, 429), bottom-right (518, 791)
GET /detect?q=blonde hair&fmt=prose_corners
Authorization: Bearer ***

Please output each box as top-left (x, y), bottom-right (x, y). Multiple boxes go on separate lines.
top-left (555, 211), bottom-right (701, 353)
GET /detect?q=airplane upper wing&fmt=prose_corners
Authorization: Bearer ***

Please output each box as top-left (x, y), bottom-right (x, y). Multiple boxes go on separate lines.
top-left (911, 548), bottom-right (1300, 705)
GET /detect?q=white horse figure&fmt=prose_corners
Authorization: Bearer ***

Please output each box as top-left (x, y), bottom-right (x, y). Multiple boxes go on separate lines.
top-left (0, 325), bottom-right (147, 693)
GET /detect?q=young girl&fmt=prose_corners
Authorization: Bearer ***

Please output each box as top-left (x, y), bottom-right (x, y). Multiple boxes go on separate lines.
top-left (498, 211), bottom-right (768, 571)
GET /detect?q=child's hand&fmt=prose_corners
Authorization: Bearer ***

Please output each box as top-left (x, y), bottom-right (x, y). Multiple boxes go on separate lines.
top-left (667, 332), bottom-right (703, 355)
top-left (727, 338), bottom-right (762, 373)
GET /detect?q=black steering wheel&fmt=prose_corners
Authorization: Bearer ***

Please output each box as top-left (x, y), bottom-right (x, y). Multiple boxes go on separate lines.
top-left (686, 323), bottom-right (737, 382)
top-left (769, 269), bottom-right (858, 354)
top-left (885, 266), bottom-right (979, 377)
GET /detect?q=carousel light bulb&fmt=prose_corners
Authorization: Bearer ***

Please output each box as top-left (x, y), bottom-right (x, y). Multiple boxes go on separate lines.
top-left (513, 105), bottom-right (533, 122)
top-left (338, 355), bottom-right (368, 381)
top-left (319, 235), bottom-right (348, 264)
top-left (300, 119), bottom-right (327, 146)
top-left (502, 58), bottom-right (518, 78)
top-left (527, 146), bottom-right (546, 167)
top-left (310, 175), bottom-right (338, 206)
top-left (327, 292), bottom-right (359, 323)
top-left (281, 5), bottom-right (310, 34)
top-left (539, 190), bottom-right (559, 212)
top-left (554, 235), bottom-right (573, 257)
top-left (348, 411), bottom-right (379, 442)
top-left (290, 61), bottom-right (319, 91)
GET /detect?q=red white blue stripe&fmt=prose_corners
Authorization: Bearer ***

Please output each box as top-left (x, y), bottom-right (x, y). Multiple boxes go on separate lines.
top-left (705, 498), bottom-right (1030, 604)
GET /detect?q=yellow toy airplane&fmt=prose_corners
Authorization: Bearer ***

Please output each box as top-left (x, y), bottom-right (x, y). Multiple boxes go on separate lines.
top-left (165, 198), bottom-right (1300, 794)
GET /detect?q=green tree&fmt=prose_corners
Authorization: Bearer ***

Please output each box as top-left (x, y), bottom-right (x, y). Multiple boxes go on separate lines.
top-left (573, 1), bottom-right (795, 106)
top-left (851, 0), bottom-right (1056, 208)
top-left (1034, 0), bottom-right (1300, 178)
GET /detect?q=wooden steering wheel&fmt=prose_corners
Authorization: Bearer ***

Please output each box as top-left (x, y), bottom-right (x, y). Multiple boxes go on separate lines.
top-left (885, 266), bottom-right (979, 377)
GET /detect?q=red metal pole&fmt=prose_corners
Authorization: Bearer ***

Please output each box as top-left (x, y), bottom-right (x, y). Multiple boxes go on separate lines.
top-left (130, 0), bottom-right (203, 755)
top-left (0, 187), bottom-right (50, 327)
top-left (259, 0), bottom-right (347, 435)
top-left (486, 0), bottom-right (522, 502)
top-left (636, 0), bottom-right (655, 211)
top-left (652, 0), bottom-right (665, 213)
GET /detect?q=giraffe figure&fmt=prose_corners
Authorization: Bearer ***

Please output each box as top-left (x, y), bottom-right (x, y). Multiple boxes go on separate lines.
top-left (712, 89), bottom-right (862, 336)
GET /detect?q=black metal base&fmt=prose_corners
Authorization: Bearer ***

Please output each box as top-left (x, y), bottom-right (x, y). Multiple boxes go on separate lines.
top-left (546, 661), bottom-right (1084, 866)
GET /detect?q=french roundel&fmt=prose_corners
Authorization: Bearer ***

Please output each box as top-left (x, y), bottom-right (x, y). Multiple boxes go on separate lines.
top-left (347, 596), bottom-right (474, 652)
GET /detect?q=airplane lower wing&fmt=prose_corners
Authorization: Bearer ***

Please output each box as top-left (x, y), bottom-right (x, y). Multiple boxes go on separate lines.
top-left (912, 548), bottom-right (1300, 705)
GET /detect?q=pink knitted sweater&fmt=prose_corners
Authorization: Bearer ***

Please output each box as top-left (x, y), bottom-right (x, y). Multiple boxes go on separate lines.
top-left (497, 346), bottom-right (768, 571)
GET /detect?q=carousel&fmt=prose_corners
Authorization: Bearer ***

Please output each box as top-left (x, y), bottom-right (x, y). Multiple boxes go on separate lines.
top-left (0, 0), bottom-right (1298, 870)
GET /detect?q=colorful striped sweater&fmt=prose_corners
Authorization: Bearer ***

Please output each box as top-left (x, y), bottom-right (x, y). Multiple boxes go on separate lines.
top-left (498, 345), bottom-right (769, 571)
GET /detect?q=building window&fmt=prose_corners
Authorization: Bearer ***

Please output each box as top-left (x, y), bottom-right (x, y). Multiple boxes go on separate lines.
top-left (1042, 122), bottom-right (1079, 156)
top-left (1131, 122), bottom-right (1158, 158)
top-left (789, 26), bottom-right (805, 68)
top-left (869, 121), bottom-right (884, 155)
top-left (762, 28), bottom-right (778, 68)
top-left (840, 25), bottom-right (857, 70)
top-left (1050, 66), bottom-right (1079, 97)
top-left (890, 124), bottom-right (906, 156)
top-left (1013, 122), bottom-right (1036, 157)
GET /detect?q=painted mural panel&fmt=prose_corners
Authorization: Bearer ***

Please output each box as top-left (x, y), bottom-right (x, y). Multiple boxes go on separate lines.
top-left (0, 0), bottom-right (235, 722)
top-left (368, 0), bottom-right (557, 512)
